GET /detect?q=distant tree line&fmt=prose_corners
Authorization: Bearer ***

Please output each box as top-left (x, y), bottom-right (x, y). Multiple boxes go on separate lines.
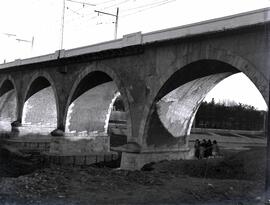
top-left (195, 99), bottom-right (266, 131)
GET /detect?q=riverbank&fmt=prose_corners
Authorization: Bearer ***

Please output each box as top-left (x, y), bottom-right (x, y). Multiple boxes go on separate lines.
top-left (0, 147), bottom-right (266, 205)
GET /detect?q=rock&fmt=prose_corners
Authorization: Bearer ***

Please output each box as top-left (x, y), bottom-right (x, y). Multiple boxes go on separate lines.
top-left (11, 120), bottom-right (21, 127)
top-left (141, 162), bottom-right (155, 171)
top-left (51, 129), bottom-right (64, 136)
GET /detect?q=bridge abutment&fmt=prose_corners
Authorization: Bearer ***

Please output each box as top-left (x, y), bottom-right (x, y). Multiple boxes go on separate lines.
top-left (120, 147), bottom-right (191, 170)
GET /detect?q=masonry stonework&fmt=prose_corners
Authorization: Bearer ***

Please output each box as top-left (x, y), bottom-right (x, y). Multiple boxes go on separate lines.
top-left (0, 9), bottom-right (269, 169)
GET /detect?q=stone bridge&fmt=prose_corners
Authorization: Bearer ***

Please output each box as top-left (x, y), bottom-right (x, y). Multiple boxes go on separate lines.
top-left (0, 8), bottom-right (270, 170)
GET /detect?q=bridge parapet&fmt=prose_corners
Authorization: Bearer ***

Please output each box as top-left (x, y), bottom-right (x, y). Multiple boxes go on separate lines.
top-left (1, 8), bottom-right (269, 69)
top-left (122, 32), bottom-right (142, 47)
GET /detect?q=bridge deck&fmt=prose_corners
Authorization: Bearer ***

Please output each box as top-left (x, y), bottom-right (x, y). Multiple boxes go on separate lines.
top-left (0, 7), bottom-right (269, 70)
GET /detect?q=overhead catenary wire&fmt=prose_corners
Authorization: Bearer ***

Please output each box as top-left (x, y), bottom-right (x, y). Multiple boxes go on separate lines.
top-left (65, 10), bottom-right (97, 24)
top-left (94, 7), bottom-right (119, 39)
top-left (34, 0), bottom-right (118, 25)
top-left (66, 0), bottom-right (126, 17)
top-left (64, 0), bottom-right (97, 21)
top-left (102, 0), bottom-right (130, 10)
top-left (121, 0), bottom-right (173, 13)
top-left (64, 0), bottom-right (177, 37)
top-left (65, 0), bottom-right (172, 25)
top-left (95, 0), bottom-right (118, 5)
top-left (61, 0), bottom-right (97, 48)
top-left (121, 0), bottom-right (176, 18)
top-left (65, 0), bottom-right (100, 23)
top-left (66, 0), bottom-right (96, 6)
top-left (67, 6), bottom-right (85, 17)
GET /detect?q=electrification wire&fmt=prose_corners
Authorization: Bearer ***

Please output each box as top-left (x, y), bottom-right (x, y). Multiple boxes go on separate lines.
top-left (65, 0), bottom-right (127, 23)
top-left (66, 14), bottom-right (99, 28)
top-left (66, 0), bottom-right (119, 23)
top-left (66, 0), bottom-right (175, 32)
top-left (121, 0), bottom-right (175, 17)
top-left (95, 0), bottom-right (118, 5)
top-left (65, 0), bottom-right (115, 23)
top-left (102, 0), bottom-right (130, 10)
top-left (121, 0), bottom-right (176, 18)
top-left (66, 0), bottom-right (96, 6)
top-left (65, 2), bottom-right (96, 22)
top-left (66, 0), bottom-right (124, 19)
top-left (65, 10), bottom-right (97, 24)
top-left (121, 0), bottom-right (172, 13)
top-left (66, 1), bottom-right (159, 30)
top-left (67, 6), bottom-right (84, 17)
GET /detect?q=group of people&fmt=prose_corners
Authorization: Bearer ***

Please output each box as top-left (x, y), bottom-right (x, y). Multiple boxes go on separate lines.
top-left (194, 139), bottom-right (220, 159)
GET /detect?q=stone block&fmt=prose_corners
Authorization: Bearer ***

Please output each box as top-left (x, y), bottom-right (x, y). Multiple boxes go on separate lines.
top-left (97, 155), bottom-right (105, 163)
top-left (62, 156), bottom-right (75, 165)
top-left (86, 155), bottom-right (97, 165)
top-left (74, 156), bottom-right (85, 165)
top-left (121, 149), bottom-right (191, 170)
top-left (49, 135), bottom-right (109, 155)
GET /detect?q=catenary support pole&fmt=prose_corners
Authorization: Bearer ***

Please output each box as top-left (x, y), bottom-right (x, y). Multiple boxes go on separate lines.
top-left (114, 7), bottom-right (119, 39)
top-left (60, 0), bottom-right (66, 50)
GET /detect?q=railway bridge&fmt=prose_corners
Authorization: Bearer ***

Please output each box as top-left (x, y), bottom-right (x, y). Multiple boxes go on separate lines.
top-left (0, 8), bottom-right (269, 170)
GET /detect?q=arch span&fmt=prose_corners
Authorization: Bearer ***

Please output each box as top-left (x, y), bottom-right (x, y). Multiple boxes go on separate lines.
top-left (23, 72), bottom-right (58, 103)
top-left (0, 78), bottom-right (16, 97)
top-left (65, 65), bottom-right (131, 139)
top-left (59, 67), bottom-right (131, 154)
top-left (22, 73), bottom-right (58, 133)
top-left (0, 77), bottom-right (17, 131)
top-left (142, 56), bottom-right (267, 151)
top-left (65, 72), bottom-right (115, 134)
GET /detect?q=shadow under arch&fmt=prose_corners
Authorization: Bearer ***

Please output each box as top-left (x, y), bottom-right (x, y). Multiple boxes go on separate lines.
top-left (65, 65), bottom-right (131, 139)
top-left (0, 77), bottom-right (18, 130)
top-left (23, 73), bottom-right (58, 104)
top-left (0, 77), bottom-right (17, 97)
top-left (22, 73), bottom-right (58, 131)
top-left (155, 60), bottom-right (239, 101)
top-left (143, 59), bottom-right (267, 150)
top-left (69, 71), bottom-right (112, 104)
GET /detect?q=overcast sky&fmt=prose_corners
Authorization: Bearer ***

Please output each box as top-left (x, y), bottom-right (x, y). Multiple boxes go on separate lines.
top-left (0, 0), bottom-right (269, 110)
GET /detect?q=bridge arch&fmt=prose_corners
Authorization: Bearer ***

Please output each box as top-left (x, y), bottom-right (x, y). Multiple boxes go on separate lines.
top-left (140, 47), bottom-right (267, 150)
top-left (64, 64), bottom-right (131, 139)
top-left (0, 76), bottom-right (17, 97)
top-left (22, 72), bottom-right (58, 132)
top-left (0, 76), bottom-right (18, 131)
top-left (156, 46), bottom-right (267, 101)
top-left (23, 72), bottom-right (58, 103)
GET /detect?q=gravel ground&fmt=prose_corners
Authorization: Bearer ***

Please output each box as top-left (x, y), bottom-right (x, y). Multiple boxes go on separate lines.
top-left (0, 147), bottom-right (267, 205)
